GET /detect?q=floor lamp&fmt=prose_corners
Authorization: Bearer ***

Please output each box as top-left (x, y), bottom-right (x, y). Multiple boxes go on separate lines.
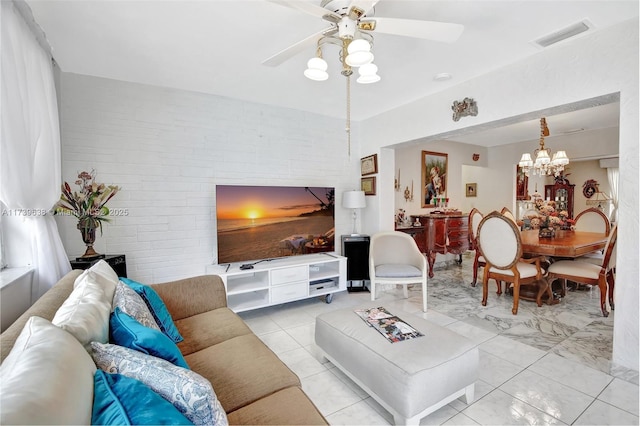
top-left (342, 190), bottom-right (366, 235)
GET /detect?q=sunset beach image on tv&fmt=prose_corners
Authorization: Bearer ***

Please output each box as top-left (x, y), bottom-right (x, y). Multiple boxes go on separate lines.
top-left (216, 185), bottom-right (335, 264)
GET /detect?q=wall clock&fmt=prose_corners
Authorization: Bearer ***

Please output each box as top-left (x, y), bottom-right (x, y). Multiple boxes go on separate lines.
top-left (582, 179), bottom-right (598, 199)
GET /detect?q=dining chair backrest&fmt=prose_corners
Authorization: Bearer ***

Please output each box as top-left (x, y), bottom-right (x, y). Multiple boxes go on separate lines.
top-left (500, 207), bottom-right (517, 225)
top-left (601, 225), bottom-right (617, 270)
top-left (468, 208), bottom-right (483, 244)
top-left (574, 208), bottom-right (611, 235)
top-left (477, 211), bottom-right (522, 270)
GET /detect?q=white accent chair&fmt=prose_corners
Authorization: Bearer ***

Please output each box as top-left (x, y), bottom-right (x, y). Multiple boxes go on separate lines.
top-left (547, 225), bottom-right (617, 317)
top-left (369, 231), bottom-right (428, 312)
top-left (477, 211), bottom-right (546, 315)
top-left (468, 208), bottom-right (486, 287)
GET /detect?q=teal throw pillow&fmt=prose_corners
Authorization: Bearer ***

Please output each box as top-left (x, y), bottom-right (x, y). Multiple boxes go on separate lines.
top-left (120, 277), bottom-right (183, 343)
top-left (92, 370), bottom-right (193, 425)
top-left (109, 308), bottom-right (189, 369)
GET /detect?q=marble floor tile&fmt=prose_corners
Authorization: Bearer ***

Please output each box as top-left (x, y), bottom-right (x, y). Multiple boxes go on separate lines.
top-left (461, 389), bottom-right (564, 425)
top-left (442, 412), bottom-right (481, 425)
top-left (277, 347), bottom-right (327, 379)
top-left (573, 399), bottom-right (639, 425)
top-left (300, 370), bottom-right (363, 416)
top-left (284, 322), bottom-right (315, 347)
top-left (479, 335), bottom-right (546, 368)
top-left (445, 321), bottom-right (497, 345)
top-left (448, 379), bottom-right (494, 412)
top-left (477, 351), bottom-right (525, 388)
top-left (528, 353), bottom-right (613, 397)
top-left (325, 398), bottom-right (391, 425)
top-left (499, 369), bottom-right (595, 424)
top-left (598, 378), bottom-right (640, 416)
top-left (255, 329), bottom-right (301, 354)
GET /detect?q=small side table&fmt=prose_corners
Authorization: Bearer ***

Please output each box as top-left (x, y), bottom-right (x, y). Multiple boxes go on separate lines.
top-left (70, 254), bottom-right (127, 278)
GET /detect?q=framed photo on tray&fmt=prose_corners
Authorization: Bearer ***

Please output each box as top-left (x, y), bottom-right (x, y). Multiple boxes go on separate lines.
top-left (360, 154), bottom-right (378, 176)
top-left (421, 151), bottom-right (448, 207)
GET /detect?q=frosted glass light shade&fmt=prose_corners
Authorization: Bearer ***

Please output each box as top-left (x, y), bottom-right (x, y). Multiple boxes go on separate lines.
top-left (346, 39), bottom-right (373, 67)
top-left (357, 63), bottom-right (380, 84)
top-left (304, 57), bottom-right (328, 81)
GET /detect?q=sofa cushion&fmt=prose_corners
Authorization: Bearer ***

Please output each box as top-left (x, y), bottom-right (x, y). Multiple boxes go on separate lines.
top-left (226, 387), bottom-right (327, 425)
top-left (0, 316), bottom-right (96, 425)
top-left (91, 342), bottom-right (228, 426)
top-left (113, 281), bottom-right (161, 331)
top-left (92, 370), bottom-right (193, 425)
top-left (110, 307), bottom-right (189, 369)
top-left (84, 259), bottom-right (119, 302)
top-left (175, 307), bottom-right (252, 356)
top-left (121, 277), bottom-right (183, 343)
top-left (52, 270), bottom-right (113, 349)
top-left (185, 334), bottom-right (300, 413)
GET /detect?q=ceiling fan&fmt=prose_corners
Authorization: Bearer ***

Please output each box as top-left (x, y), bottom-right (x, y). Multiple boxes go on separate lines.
top-left (262, 0), bottom-right (464, 69)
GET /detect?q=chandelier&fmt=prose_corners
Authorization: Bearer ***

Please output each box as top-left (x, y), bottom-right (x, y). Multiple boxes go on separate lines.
top-left (518, 117), bottom-right (569, 177)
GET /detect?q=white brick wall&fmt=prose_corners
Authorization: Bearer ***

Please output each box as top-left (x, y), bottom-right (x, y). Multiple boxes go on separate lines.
top-left (58, 73), bottom-right (359, 283)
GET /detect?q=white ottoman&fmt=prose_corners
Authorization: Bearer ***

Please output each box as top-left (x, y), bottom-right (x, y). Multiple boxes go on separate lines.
top-left (315, 306), bottom-right (478, 425)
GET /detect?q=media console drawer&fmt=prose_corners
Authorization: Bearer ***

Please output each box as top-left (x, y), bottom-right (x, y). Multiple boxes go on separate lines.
top-left (271, 282), bottom-right (308, 303)
top-left (271, 266), bottom-right (308, 286)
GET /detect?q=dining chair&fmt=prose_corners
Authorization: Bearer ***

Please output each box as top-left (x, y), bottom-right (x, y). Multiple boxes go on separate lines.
top-left (500, 207), bottom-right (517, 225)
top-left (369, 231), bottom-right (428, 312)
top-left (476, 211), bottom-right (546, 315)
top-left (468, 208), bottom-right (486, 287)
top-left (574, 208), bottom-right (612, 264)
top-left (547, 225), bottom-right (617, 317)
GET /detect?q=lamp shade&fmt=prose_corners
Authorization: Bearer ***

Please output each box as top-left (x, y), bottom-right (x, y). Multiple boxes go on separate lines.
top-left (342, 190), bottom-right (366, 209)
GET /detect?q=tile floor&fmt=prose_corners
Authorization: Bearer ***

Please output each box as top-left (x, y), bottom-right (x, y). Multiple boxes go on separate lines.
top-left (239, 253), bottom-right (639, 425)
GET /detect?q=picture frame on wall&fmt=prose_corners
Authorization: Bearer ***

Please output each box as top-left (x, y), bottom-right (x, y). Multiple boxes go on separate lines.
top-left (361, 176), bottom-right (376, 195)
top-left (466, 183), bottom-right (477, 197)
top-left (516, 165), bottom-right (529, 200)
top-left (360, 154), bottom-right (378, 176)
top-left (421, 151), bottom-right (448, 207)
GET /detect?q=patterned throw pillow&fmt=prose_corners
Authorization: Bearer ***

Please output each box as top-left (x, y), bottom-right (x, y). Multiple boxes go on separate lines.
top-left (91, 342), bottom-right (228, 426)
top-left (120, 277), bottom-right (184, 343)
top-left (112, 281), bottom-right (161, 331)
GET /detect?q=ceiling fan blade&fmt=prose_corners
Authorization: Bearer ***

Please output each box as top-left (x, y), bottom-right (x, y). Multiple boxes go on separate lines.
top-left (347, 0), bottom-right (380, 20)
top-left (366, 17), bottom-right (464, 43)
top-left (266, 0), bottom-right (342, 23)
top-left (262, 28), bottom-right (336, 67)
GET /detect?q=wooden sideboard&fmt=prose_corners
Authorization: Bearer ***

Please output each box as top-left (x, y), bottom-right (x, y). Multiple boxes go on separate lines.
top-left (399, 213), bottom-right (469, 278)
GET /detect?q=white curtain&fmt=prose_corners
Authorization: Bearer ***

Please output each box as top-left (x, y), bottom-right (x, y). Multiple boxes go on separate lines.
top-left (1, 0), bottom-right (71, 300)
top-left (607, 167), bottom-right (619, 223)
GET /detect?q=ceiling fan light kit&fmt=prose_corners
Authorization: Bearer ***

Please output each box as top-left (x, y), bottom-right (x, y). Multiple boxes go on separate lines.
top-left (304, 57), bottom-right (329, 81)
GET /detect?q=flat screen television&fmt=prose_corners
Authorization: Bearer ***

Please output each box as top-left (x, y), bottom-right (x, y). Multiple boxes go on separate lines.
top-left (216, 185), bottom-right (335, 264)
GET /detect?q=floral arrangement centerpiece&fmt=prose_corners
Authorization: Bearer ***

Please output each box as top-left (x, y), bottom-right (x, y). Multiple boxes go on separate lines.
top-left (529, 199), bottom-right (575, 237)
top-left (55, 170), bottom-right (120, 258)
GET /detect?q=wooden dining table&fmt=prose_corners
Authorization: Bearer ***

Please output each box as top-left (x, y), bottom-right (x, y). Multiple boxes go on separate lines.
top-left (520, 229), bottom-right (608, 258)
top-left (517, 229), bottom-right (609, 306)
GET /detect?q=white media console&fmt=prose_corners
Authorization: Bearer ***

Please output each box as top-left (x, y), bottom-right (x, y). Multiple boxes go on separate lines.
top-left (205, 253), bottom-right (347, 313)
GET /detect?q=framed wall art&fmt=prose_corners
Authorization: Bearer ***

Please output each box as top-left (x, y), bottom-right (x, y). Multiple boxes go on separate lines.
top-left (361, 176), bottom-right (376, 196)
top-left (516, 165), bottom-right (529, 200)
top-left (466, 183), bottom-right (477, 197)
top-left (421, 151), bottom-right (448, 207)
top-left (360, 154), bottom-right (378, 176)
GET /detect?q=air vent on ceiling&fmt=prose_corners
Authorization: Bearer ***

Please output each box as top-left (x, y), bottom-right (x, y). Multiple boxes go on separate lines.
top-left (534, 20), bottom-right (592, 48)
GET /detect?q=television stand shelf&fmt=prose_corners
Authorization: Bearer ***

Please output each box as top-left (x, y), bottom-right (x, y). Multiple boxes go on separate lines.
top-left (205, 253), bottom-right (347, 313)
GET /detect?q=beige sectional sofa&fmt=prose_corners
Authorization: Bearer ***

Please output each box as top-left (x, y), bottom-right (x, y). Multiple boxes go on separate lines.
top-left (0, 267), bottom-right (327, 425)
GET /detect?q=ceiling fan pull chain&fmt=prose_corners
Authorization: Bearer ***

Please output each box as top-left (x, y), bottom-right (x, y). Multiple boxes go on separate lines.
top-left (346, 73), bottom-right (351, 157)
